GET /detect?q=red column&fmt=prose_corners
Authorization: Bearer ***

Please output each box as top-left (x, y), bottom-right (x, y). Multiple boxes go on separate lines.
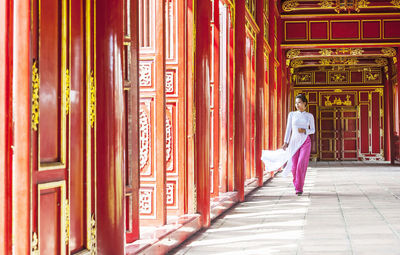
top-left (195, 0), bottom-right (211, 227)
top-left (234, 0), bottom-right (246, 201)
top-left (385, 66), bottom-right (395, 164)
top-left (96, 0), bottom-right (125, 253)
top-left (0, 1), bottom-right (11, 254)
top-left (255, 2), bottom-right (265, 187)
top-left (12, 0), bottom-right (31, 254)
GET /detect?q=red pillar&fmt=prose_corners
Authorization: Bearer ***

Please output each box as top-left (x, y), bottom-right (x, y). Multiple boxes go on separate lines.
top-left (12, 0), bottom-right (31, 254)
top-left (194, 0), bottom-right (211, 227)
top-left (385, 66), bottom-right (395, 164)
top-left (234, 0), bottom-right (246, 201)
top-left (255, 2), bottom-right (265, 187)
top-left (96, 0), bottom-right (125, 253)
top-left (0, 1), bottom-right (11, 254)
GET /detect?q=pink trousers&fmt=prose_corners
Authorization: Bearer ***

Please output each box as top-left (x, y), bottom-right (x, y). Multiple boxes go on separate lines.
top-left (291, 136), bottom-right (311, 193)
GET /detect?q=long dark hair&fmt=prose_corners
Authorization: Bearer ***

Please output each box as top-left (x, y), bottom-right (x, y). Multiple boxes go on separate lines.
top-left (296, 93), bottom-right (308, 106)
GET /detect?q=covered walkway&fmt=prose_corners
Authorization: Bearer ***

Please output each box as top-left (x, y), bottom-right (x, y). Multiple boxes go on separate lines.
top-left (172, 163), bottom-right (400, 255)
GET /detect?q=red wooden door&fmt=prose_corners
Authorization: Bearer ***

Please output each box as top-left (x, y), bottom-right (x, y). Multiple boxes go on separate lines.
top-left (319, 108), bottom-right (339, 160)
top-left (31, 0), bottom-right (96, 253)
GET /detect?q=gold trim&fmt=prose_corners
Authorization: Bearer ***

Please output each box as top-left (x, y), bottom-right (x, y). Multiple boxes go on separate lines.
top-left (89, 71), bottom-right (96, 128)
top-left (390, 0), bottom-right (400, 8)
top-left (32, 60), bottom-right (40, 131)
top-left (330, 20), bottom-right (360, 40)
top-left (65, 200), bottom-right (70, 244)
top-left (65, 69), bottom-right (71, 115)
top-left (32, 232), bottom-right (39, 255)
top-left (90, 214), bottom-right (96, 254)
top-left (281, 12), bottom-right (400, 18)
top-left (361, 20), bottom-right (382, 40)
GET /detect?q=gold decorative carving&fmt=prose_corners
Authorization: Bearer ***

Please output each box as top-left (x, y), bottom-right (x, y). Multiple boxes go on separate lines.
top-left (337, 48), bottom-right (351, 54)
top-left (319, 59), bottom-right (332, 65)
top-left (332, 73), bottom-right (346, 82)
top-left (65, 69), bottom-right (71, 115)
top-left (350, 48), bottom-right (364, 56)
top-left (65, 200), bottom-right (70, 244)
top-left (390, 0), bottom-right (400, 7)
top-left (375, 88), bottom-right (384, 96)
top-left (90, 214), bottom-right (96, 254)
top-left (89, 71), bottom-right (96, 128)
top-left (381, 47), bottom-right (396, 57)
top-left (324, 96), bottom-right (332, 106)
top-left (319, 49), bottom-right (333, 56)
top-left (357, 0), bottom-right (370, 8)
top-left (319, 0), bottom-right (334, 8)
top-left (282, 0), bottom-right (299, 11)
top-left (375, 58), bottom-right (388, 66)
top-left (324, 95), bottom-right (352, 106)
top-left (286, 49), bottom-right (301, 59)
top-left (32, 61), bottom-right (40, 131)
top-left (334, 89), bottom-right (343, 92)
top-left (366, 72), bottom-right (379, 81)
top-left (298, 73), bottom-right (312, 82)
top-left (32, 232), bottom-right (39, 255)
top-left (291, 59), bottom-right (303, 68)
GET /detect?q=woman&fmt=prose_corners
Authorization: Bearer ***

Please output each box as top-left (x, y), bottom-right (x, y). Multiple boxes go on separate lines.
top-left (261, 94), bottom-right (315, 195)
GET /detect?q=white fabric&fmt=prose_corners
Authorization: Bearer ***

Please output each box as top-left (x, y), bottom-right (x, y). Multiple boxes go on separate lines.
top-left (261, 111), bottom-right (315, 176)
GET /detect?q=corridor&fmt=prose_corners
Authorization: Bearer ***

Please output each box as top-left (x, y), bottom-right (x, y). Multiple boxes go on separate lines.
top-left (171, 162), bottom-right (400, 255)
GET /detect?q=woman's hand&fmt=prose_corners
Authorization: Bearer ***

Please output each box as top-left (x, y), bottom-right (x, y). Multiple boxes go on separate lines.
top-left (282, 142), bottom-right (288, 150)
top-left (298, 128), bottom-right (306, 134)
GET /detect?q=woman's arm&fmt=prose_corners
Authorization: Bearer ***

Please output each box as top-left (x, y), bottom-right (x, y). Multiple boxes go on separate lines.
top-left (284, 112), bottom-right (292, 143)
top-left (306, 113), bottom-right (315, 135)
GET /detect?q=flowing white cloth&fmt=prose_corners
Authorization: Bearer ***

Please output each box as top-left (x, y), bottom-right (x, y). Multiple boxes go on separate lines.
top-left (261, 111), bottom-right (315, 176)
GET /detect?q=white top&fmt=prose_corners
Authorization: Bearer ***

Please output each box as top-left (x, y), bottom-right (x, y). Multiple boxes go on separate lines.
top-left (284, 111), bottom-right (315, 144)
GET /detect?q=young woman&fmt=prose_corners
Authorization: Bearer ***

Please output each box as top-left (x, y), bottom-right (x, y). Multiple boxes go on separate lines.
top-left (261, 94), bottom-right (315, 195)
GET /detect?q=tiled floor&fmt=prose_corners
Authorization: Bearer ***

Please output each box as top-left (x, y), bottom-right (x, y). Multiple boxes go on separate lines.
top-left (170, 162), bottom-right (400, 255)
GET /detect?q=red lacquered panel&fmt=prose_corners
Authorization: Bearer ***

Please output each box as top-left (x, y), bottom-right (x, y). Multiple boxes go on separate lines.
top-left (331, 21), bottom-right (359, 40)
top-left (362, 20), bottom-right (381, 39)
top-left (310, 21), bottom-right (328, 40)
top-left (39, 0), bottom-right (61, 163)
top-left (360, 104), bottom-right (369, 154)
top-left (371, 92), bottom-right (381, 153)
top-left (285, 21), bottom-right (307, 41)
top-left (40, 187), bottom-right (61, 255)
top-left (350, 71), bottom-right (363, 83)
top-left (383, 20), bottom-right (400, 39)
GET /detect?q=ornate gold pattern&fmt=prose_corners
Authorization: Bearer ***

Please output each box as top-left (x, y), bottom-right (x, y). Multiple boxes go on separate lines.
top-left (32, 232), bottom-right (39, 255)
top-left (89, 71), bottom-right (96, 128)
top-left (319, 49), bottom-right (333, 56)
top-left (90, 214), bottom-right (96, 254)
top-left (65, 69), bottom-right (71, 115)
top-left (366, 72), bottom-right (379, 81)
top-left (375, 58), bottom-right (388, 66)
top-left (381, 47), bottom-right (396, 57)
top-left (32, 61), bottom-right (40, 131)
top-left (65, 200), bottom-right (70, 244)
top-left (390, 0), bottom-right (400, 7)
top-left (299, 73), bottom-right (312, 82)
top-left (319, 0), bottom-right (334, 8)
top-left (332, 73), bottom-right (346, 82)
top-left (291, 59), bottom-right (304, 68)
top-left (350, 48), bottom-right (364, 56)
top-left (358, 0), bottom-right (370, 8)
top-left (375, 88), bottom-right (384, 96)
top-left (286, 49), bottom-right (301, 59)
top-left (319, 59), bottom-right (332, 65)
top-left (282, 0), bottom-right (299, 11)
top-left (324, 95), bottom-right (352, 106)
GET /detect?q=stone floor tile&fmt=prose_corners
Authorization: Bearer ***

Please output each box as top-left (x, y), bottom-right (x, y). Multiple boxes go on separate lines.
top-left (170, 163), bottom-right (400, 255)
